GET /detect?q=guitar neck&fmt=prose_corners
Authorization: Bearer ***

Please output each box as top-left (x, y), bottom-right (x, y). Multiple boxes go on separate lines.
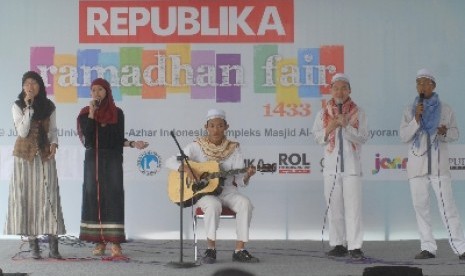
top-left (210, 167), bottom-right (248, 180)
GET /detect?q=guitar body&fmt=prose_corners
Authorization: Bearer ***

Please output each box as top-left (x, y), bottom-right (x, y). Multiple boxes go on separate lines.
top-left (168, 160), bottom-right (222, 207)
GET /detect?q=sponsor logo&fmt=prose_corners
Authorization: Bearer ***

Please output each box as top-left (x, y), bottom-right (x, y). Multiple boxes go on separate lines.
top-left (449, 157), bottom-right (465, 170)
top-left (278, 153), bottom-right (310, 174)
top-left (79, 0), bottom-right (294, 43)
top-left (372, 153), bottom-right (407, 175)
top-left (257, 159), bottom-right (277, 173)
top-left (244, 158), bottom-right (277, 173)
top-left (137, 150), bottom-right (162, 176)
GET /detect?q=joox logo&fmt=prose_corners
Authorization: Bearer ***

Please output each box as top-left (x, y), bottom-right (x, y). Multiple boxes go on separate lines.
top-left (372, 153), bottom-right (408, 175)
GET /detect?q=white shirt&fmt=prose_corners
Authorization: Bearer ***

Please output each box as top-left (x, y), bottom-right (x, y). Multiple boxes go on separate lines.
top-left (165, 140), bottom-right (249, 192)
top-left (12, 103), bottom-right (58, 145)
top-left (312, 106), bottom-right (369, 176)
top-left (400, 101), bottom-right (458, 179)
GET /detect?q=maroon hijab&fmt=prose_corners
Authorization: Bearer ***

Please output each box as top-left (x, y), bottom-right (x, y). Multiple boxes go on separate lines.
top-left (77, 78), bottom-right (118, 144)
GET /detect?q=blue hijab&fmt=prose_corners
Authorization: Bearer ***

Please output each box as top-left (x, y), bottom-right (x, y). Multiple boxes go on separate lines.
top-left (411, 92), bottom-right (441, 148)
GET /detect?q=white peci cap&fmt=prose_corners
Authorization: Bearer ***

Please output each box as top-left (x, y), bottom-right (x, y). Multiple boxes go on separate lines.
top-left (331, 73), bottom-right (350, 84)
top-left (416, 68), bottom-right (436, 82)
top-left (206, 108), bottom-right (226, 121)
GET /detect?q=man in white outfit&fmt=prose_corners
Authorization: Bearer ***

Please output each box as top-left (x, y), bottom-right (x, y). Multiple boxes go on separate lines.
top-left (165, 108), bottom-right (258, 264)
top-left (312, 73), bottom-right (369, 259)
top-left (400, 68), bottom-right (465, 260)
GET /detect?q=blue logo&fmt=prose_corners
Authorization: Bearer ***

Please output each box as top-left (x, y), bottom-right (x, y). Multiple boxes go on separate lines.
top-left (137, 151), bottom-right (162, 176)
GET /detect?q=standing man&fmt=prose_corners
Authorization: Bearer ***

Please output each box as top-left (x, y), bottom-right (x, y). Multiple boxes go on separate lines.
top-left (312, 73), bottom-right (369, 259)
top-left (400, 68), bottom-right (465, 260)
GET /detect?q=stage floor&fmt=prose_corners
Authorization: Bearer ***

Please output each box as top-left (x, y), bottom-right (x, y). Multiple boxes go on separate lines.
top-left (0, 238), bottom-right (464, 276)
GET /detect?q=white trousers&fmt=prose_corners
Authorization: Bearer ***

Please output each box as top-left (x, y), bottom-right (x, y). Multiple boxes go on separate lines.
top-left (409, 176), bottom-right (465, 255)
top-left (196, 189), bottom-right (253, 242)
top-left (324, 174), bottom-right (363, 250)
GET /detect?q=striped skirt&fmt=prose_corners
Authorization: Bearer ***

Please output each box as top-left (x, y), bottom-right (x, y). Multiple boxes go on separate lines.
top-left (4, 155), bottom-right (66, 236)
top-left (79, 149), bottom-right (126, 243)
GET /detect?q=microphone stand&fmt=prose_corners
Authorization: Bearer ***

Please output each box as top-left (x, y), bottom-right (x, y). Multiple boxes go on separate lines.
top-left (419, 93), bottom-right (431, 175)
top-left (166, 131), bottom-right (198, 268)
top-left (337, 103), bottom-right (344, 173)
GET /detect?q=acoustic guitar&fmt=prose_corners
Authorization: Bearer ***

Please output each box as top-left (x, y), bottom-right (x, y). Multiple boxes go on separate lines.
top-left (168, 160), bottom-right (249, 207)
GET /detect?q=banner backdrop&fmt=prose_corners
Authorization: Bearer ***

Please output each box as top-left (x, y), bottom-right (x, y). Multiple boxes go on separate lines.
top-left (1, 0), bottom-right (465, 241)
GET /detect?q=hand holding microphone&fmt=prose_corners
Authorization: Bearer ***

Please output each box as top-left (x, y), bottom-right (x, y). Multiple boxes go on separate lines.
top-left (336, 99), bottom-right (343, 114)
top-left (415, 92), bottom-right (425, 123)
top-left (335, 99), bottom-right (348, 127)
top-left (88, 99), bottom-right (101, 119)
top-left (24, 91), bottom-right (33, 107)
top-left (89, 99), bottom-right (101, 111)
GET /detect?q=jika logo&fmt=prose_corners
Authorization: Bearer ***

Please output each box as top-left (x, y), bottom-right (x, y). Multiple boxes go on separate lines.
top-left (244, 158), bottom-right (277, 173)
top-left (137, 151), bottom-right (162, 176)
top-left (372, 153), bottom-right (408, 175)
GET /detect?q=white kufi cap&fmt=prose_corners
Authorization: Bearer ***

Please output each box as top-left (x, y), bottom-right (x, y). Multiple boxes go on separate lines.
top-left (416, 68), bottom-right (436, 82)
top-left (331, 73), bottom-right (350, 84)
top-left (206, 108), bottom-right (226, 121)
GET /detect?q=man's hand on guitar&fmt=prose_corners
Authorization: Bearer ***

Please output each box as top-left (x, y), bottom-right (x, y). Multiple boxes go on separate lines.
top-left (244, 166), bottom-right (256, 183)
top-left (178, 164), bottom-right (199, 184)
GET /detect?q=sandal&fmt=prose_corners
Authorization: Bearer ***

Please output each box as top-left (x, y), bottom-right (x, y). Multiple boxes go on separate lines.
top-left (92, 243), bottom-right (106, 256)
top-left (111, 243), bottom-right (123, 257)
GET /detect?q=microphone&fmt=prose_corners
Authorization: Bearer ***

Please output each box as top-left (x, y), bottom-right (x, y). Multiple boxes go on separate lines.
top-left (93, 99), bottom-right (101, 108)
top-left (170, 130), bottom-right (175, 138)
top-left (418, 92), bottom-right (425, 118)
top-left (335, 98), bottom-right (344, 172)
top-left (419, 92), bottom-right (425, 103)
top-left (335, 99), bottom-right (343, 114)
top-left (27, 99), bottom-right (32, 106)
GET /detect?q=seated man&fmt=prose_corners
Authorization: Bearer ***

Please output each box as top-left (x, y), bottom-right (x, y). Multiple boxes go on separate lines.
top-left (165, 108), bottom-right (259, 264)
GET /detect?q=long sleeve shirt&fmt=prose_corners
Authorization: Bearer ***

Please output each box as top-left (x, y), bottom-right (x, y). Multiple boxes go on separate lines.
top-left (12, 103), bottom-right (58, 145)
top-left (78, 108), bottom-right (125, 153)
top-left (312, 106), bottom-right (369, 176)
top-left (165, 140), bottom-right (249, 193)
top-left (400, 101), bottom-right (458, 179)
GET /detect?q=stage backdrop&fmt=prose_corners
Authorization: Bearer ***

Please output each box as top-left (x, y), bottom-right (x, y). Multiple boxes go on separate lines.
top-left (1, 0), bottom-right (465, 241)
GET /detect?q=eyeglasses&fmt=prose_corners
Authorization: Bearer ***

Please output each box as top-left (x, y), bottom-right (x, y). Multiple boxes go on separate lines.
top-left (416, 81), bottom-right (433, 86)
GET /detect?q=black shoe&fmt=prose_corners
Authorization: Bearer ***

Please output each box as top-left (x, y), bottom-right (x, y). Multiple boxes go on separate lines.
top-left (349, 249), bottom-right (364, 260)
top-left (28, 238), bottom-right (42, 259)
top-left (232, 250), bottom-right (260, 263)
top-left (414, 250), bottom-right (435, 259)
top-left (459, 252), bottom-right (465, 260)
top-left (327, 245), bottom-right (348, 257)
top-left (202, 249), bottom-right (216, 264)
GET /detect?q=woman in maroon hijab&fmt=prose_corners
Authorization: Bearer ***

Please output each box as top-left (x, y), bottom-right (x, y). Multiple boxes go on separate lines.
top-left (77, 78), bottom-right (147, 257)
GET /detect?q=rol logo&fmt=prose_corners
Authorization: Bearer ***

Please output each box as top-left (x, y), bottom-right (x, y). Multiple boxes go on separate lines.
top-left (278, 153), bottom-right (310, 174)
